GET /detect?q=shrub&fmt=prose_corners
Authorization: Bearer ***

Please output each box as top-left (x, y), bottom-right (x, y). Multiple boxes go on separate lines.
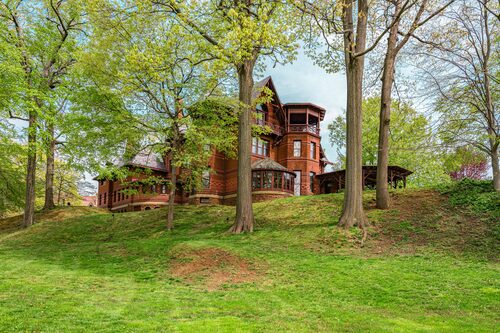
top-left (436, 179), bottom-right (499, 217)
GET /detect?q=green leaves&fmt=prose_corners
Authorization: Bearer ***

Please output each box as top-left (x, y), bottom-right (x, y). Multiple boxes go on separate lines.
top-left (329, 97), bottom-right (450, 187)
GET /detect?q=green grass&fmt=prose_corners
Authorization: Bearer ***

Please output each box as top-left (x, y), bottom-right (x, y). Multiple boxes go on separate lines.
top-left (0, 189), bottom-right (498, 332)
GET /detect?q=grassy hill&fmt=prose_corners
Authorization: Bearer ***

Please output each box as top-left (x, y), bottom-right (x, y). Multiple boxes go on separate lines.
top-left (0, 184), bottom-right (498, 332)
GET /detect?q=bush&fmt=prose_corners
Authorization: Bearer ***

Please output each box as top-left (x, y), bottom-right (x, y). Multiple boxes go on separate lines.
top-left (436, 179), bottom-right (499, 217)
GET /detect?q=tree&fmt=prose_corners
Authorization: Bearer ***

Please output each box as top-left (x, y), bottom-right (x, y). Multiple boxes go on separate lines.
top-left (375, 0), bottom-right (454, 209)
top-left (0, 0), bottom-right (84, 226)
top-left (446, 147), bottom-right (488, 180)
top-left (295, 0), bottom-right (415, 235)
top-left (413, 0), bottom-right (499, 190)
top-left (82, 3), bottom-right (238, 229)
top-left (0, 122), bottom-right (25, 217)
top-left (329, 97), bottom-right (451, 187)
top-left (155, 0), bottom-right (299, 233)
top-left (53, 160), bottom-right (82, 206)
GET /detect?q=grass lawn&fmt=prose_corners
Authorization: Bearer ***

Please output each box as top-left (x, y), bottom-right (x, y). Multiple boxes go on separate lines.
top-left (0, 190), bottom-right (498, 332)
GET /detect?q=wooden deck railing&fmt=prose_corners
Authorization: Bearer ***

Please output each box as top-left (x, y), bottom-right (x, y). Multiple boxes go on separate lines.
top-left (288, 124), bottom-right (320, 135)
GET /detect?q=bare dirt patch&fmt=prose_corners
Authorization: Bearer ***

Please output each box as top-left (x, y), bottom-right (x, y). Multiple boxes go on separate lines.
top-left (170, 248), bottom-right (262, 290)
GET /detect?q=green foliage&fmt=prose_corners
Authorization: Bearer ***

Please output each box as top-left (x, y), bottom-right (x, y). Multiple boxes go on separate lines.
top-left (0, 0), bottom-right (85, 137)
top-left (76, 4), bottom-right (240, 194)
top-left (443, 146), bottom-right (488, 174)
top-left (0, 122), bottom-right (25, 217)
top-left (157, 0), bottom-right (299, 69)
top-left (329, 97), bottom-right (451, 187)
top-left (437, 179), bottom-right (500, 217)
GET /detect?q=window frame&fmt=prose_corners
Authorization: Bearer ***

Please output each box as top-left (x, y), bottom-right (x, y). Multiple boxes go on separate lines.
top-left (202, 169), bottom-right (211, 189)
top-left (310, 142), bottom-right (316, 159)
top-left (252, 137), bottom-right (270, 157)
top-left (310, 172), bottom-right (315, 192)
top-left (293, 140), bottom-right (301, 157)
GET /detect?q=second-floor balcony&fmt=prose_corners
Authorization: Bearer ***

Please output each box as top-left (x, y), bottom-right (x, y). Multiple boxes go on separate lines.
top-left (288, 124), bottom-right (320, 135)
top-left (253, 118), bottom-right (285, 136)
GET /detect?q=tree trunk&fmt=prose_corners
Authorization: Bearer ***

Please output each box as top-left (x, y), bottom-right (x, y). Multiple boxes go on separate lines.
top-left (483, 34), bottom-right (499, 191)
top-left (23, 111), bottom-right (37, 228)
top-left (490, 142), bottom-right (499, 191)
top-left (376, 1), bottom-right (401, 209)
top-left (43, 123), bottom-right (56, 210)
top-left (229, 57), bottom-right (256, 233)
top-left (338, 0), bottom-right (368, 231)
top-left (167, 162), bottom-right (176, 231)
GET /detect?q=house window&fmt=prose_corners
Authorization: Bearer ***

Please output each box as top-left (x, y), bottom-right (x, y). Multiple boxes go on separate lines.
top-left (98, 194), bottom-right (101, 205)
top-left (310, 172), bottom-right (315, 192)
top-left (103, 193), bottom-right (107, 204)
top-left (202, 169), bottom-right (210, 188)
top-left (310, 142), bottom-right (316, 159)
top-left (293, 140), bottom-right (301, 157)
top-left (161, 184), bottom-right (167, 194)
top-left (252, 172), bottom-right (262, 189)
top-left (273, 172), bottom-right (282, 189)
top-left (252, 137), bottom-right (270, 157)
top-left (263, 171), bottom-right (273, 188)
top-left (150, 185), bottom-right (156, 193)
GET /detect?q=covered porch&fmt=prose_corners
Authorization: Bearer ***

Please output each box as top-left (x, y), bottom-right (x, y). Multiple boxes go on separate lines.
top-left (317, 165), bottom-right (413, 194)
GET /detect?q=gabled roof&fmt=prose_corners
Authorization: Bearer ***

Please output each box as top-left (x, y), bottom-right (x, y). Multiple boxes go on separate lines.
top-left (252, 76), bottom-right (283, 106)
top-left (121, 151), bottom-right (167, 172)
top-left (251, 158), bottom-right (290, 172)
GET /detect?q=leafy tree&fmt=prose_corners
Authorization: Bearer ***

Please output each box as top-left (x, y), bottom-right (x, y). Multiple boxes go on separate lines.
top-left (52, 160), bottom-right (82, 206)
top-left (294, 0), bottom-right (416, 235)
top-left (0, 121), bottom-right (25, 217)
top-left (155, 0), bottom-right (299, 233)
top-left (0, 0), bottom-right (85, 226)
top-left (329, 97), bottom-right (450, 187)
top-left (413, 0), bottom-right (499, 190)
top-left (80, 3), bottom-right (238, 229)
top-left (374, 0), bottom-right (454, 209)
top-left (445, 146), bottom-right (489, 180)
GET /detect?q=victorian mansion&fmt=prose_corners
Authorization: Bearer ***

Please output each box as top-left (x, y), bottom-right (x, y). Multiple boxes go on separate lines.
top-left (96, 76), bottom-right (332, 212)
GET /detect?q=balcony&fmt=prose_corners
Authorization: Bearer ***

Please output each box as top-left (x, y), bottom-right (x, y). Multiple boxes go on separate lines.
top-left (288, 124), bottom-right (320, 135)
top-left (253, 118), bottom-right (284, 136)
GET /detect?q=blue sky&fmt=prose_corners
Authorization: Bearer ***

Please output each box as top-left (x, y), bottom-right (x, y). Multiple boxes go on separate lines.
top-left (263, 51), bottom-right (346, 167)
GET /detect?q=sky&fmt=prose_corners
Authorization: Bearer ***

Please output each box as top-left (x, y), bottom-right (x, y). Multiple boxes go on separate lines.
top-left (263, 51), bottom-right (346, 167)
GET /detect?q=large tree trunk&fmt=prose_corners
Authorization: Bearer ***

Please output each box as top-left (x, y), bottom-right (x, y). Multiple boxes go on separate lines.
top-left (483, 37), bottom-right (499, 191)
top-left (167, 162), bottom-right (176, 231)
top-left (490, 141), bottom-right (499, 191)
top-left (23, 111), bottom-right (37, 228)
top-left (338, 0), bottom-right (368, 231)
top-left (229, 57), bottom-right (256, 233)
top-left (376, 2), bottom-right (401, 209)
top-left (43, 123), bottom-right (56, 210)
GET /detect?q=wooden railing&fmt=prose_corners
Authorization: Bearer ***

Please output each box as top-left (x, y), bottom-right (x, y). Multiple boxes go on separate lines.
top-left (252, 117), bottom-right (320, 136)
top-left (288, 124), bottom-right (320, 135)
top-left (253, 118), bottom-right (284, 136)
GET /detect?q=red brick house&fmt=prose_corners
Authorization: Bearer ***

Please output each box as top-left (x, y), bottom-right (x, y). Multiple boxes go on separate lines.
top-left (96, 76), bottom-right (331, 212)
